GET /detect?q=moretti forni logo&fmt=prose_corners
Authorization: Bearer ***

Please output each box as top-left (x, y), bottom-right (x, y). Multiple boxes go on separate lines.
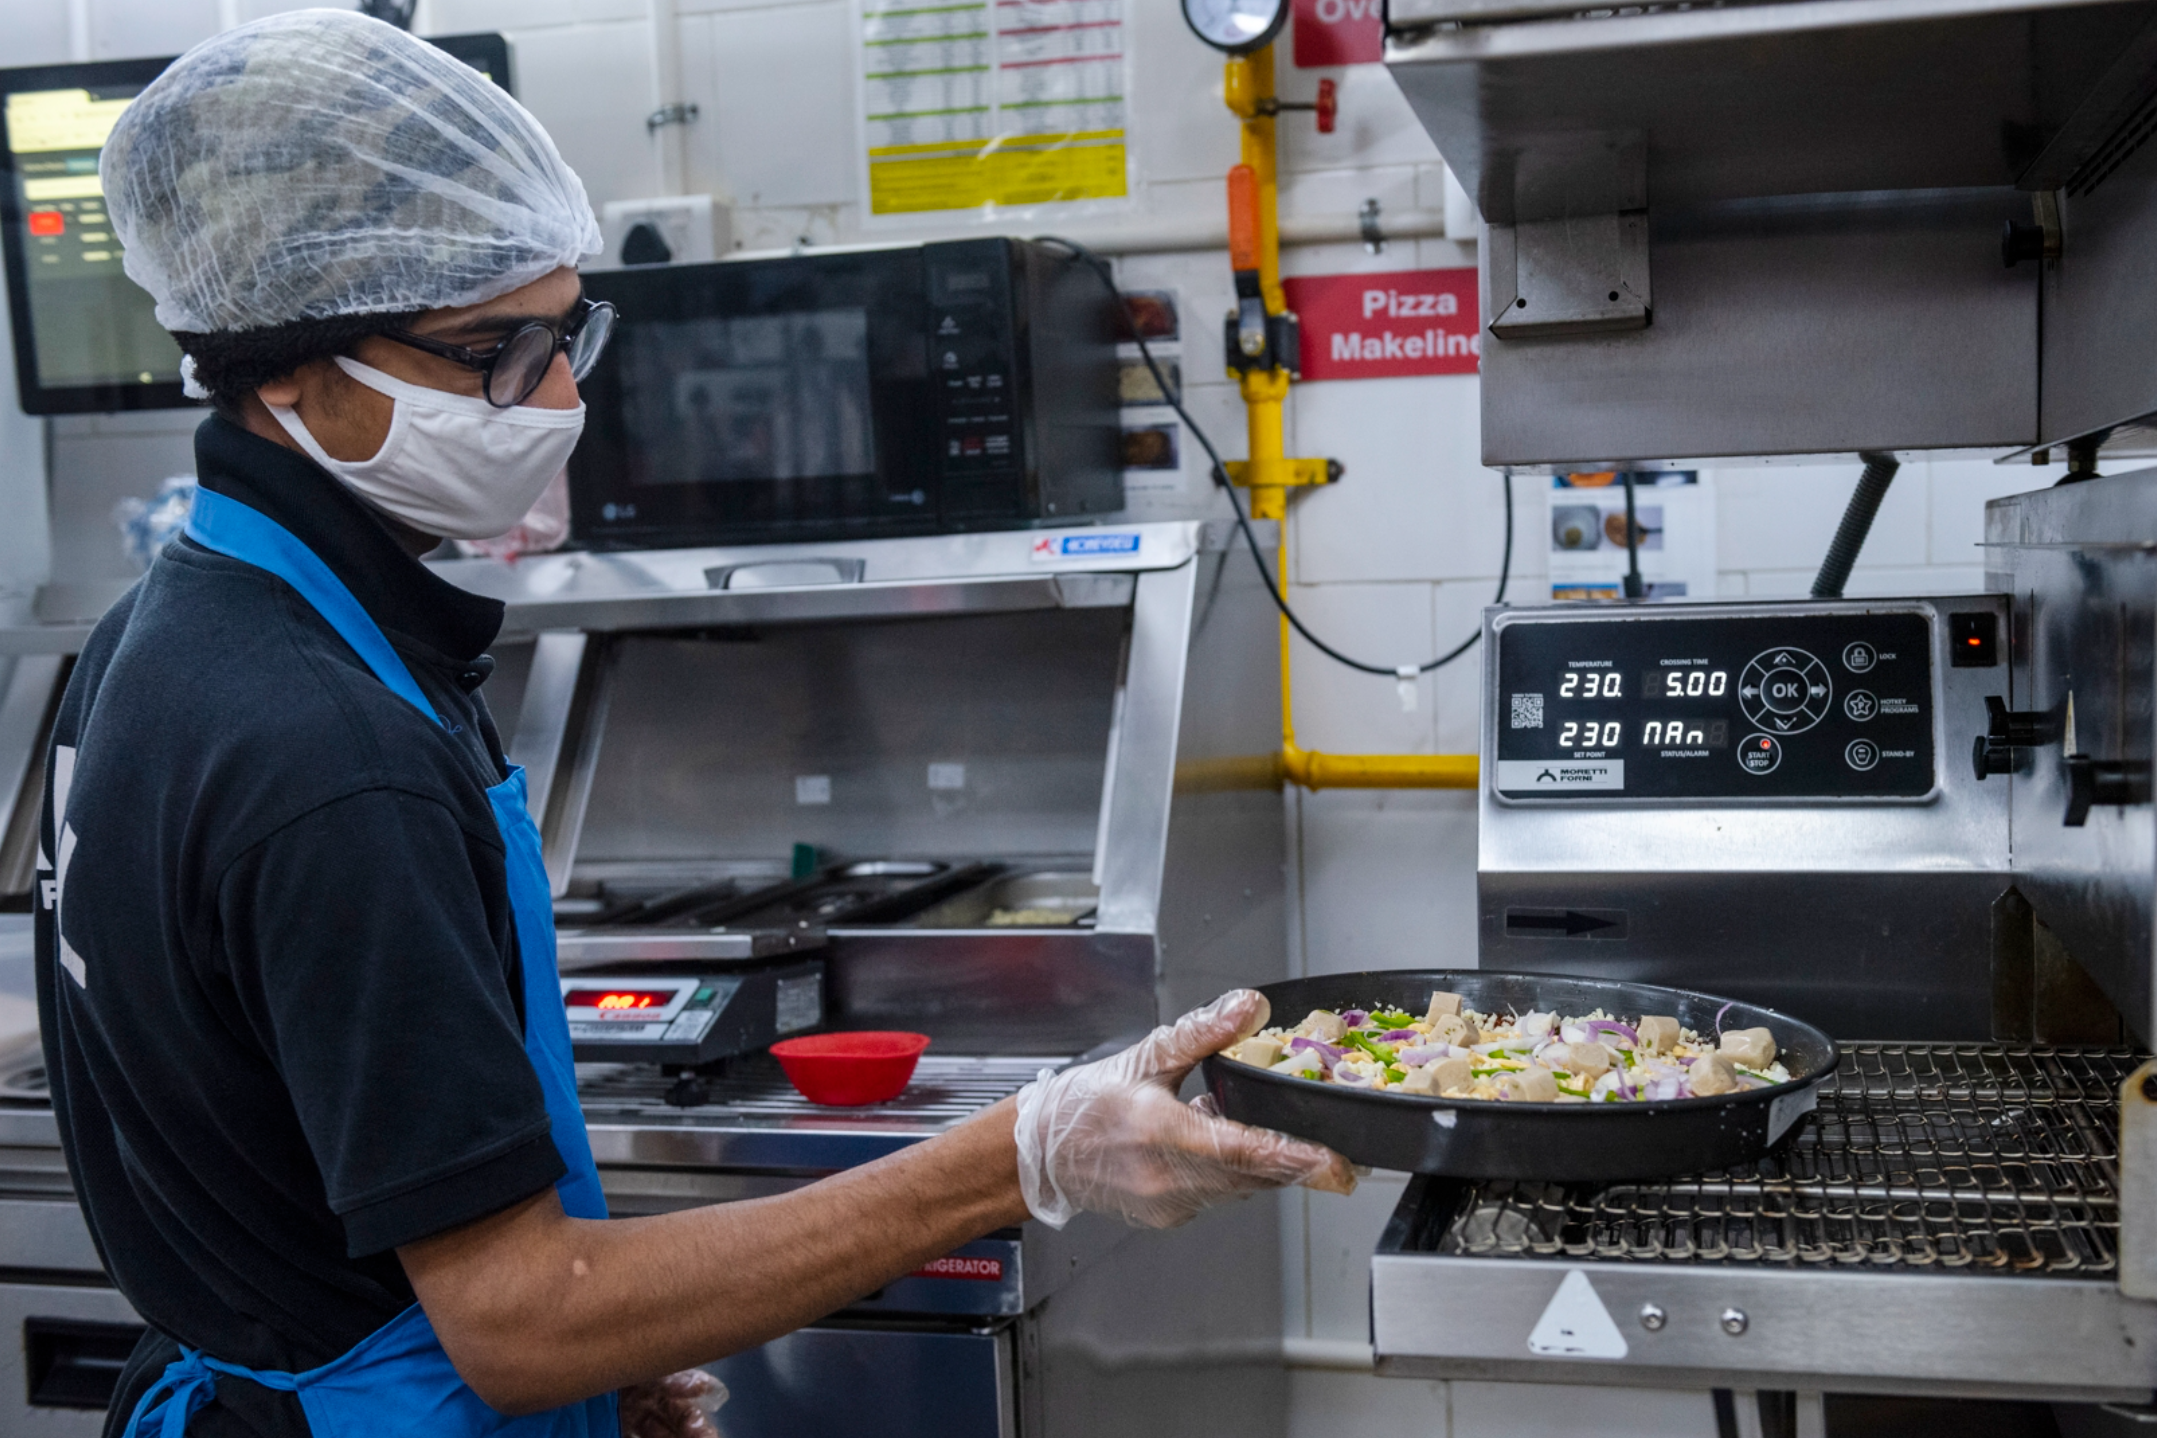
top-left (1031, 532), bottom-right (1140, 562)
top-left (1495, 759), bottom-right (1625, 793)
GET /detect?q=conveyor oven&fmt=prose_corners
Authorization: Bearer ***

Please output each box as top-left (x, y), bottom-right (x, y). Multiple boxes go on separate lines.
top-left (1368, 588), bottom-right (2157, 1410)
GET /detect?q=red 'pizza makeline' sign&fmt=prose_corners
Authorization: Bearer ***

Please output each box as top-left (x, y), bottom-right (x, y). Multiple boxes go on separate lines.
top-left (1283, 268), bottom-right (1480, 381)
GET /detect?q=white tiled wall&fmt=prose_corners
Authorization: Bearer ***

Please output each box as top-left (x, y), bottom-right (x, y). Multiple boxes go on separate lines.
top-left (0, 2), bottom-right (2079, 1432)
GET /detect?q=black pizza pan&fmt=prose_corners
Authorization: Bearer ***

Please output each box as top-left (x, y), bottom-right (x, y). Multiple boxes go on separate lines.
top-left (1201, 970), bottom-right (1838, 1181)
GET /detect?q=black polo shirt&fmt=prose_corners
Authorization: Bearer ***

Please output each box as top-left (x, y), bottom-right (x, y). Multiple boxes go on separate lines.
top-left (36, 416), bottom-right (568, 1437)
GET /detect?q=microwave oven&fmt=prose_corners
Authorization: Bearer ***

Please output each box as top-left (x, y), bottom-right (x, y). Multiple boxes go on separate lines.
top-left (569, 238), bottom-right (1121, 549)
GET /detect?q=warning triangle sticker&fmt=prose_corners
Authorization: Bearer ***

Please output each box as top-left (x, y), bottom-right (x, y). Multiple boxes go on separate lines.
top-left (1527, 1270), bottom-right (1629, 1359)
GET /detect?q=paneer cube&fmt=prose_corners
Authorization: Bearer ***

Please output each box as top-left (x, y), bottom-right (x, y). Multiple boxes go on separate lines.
top-left (1424, 990), bottom-right (1464, 1024)
top-left (1230, 1036), bottom-right (1284, 1068)
top-left (1718, 1027), bottom-right (1777, 1069)
top-left (1401, 1054), bottom-right (1474, 1096)
top-left (1294, 1009), bottom-right (1347, 1042)
top-left (1555, 1041), bottom-right (1613, 1078)
top-left (1689, 1054), bottom-right (1739, 1096)
top-left (1432, 1013), bottom-right (1481, 1047)
top-left (1496, 1067), bottom-right (1559, 1102)
top-left (1636, 1015), bottom-right (1681, 1054)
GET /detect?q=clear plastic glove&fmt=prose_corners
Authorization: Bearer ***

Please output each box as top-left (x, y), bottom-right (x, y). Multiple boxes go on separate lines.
top-left (1014, 989), bottom-right (1356, 1230)
top-left (617, 1369), bottom-right (727, 1438)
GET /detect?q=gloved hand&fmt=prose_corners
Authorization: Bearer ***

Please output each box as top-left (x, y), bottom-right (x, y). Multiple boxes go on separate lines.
top-left (618, 1369), bottom-right (727, 1438)
top-left (1014, 989), bottom-right (1355, 1230)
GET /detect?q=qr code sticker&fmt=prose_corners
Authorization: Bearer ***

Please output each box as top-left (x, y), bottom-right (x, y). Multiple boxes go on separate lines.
top-left (1510, 693), bottom-right (1544, 729)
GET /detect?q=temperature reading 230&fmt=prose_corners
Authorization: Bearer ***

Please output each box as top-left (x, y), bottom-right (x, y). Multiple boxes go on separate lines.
top-left (1560, 672), bottom-right (1622, 698)
top-left (1643, 669), bottom-right (1729, 698)
top-left (1558, 721), bottom-right (1622, 748)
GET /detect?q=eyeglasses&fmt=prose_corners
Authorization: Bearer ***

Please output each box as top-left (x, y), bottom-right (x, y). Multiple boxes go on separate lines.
top-left (379, 297), bottom-right (616, 408)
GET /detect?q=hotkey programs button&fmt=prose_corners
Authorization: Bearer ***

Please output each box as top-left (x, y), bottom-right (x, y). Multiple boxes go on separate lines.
top-left (1845, 738), bottom-right (1880, 771)
top-left (1844, 690), bottom-right (1877, 722)
top-left (1843, 641), bottom-right (1877, 673)
top-left (1738, 734), bottom-right (1781, 775)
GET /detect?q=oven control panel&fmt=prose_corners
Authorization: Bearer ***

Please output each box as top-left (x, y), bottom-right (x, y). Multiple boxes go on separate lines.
top-left (1492, 609), bottom-right (1937, 801)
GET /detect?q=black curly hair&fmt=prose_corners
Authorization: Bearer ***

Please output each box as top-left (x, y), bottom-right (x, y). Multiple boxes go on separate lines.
top-left (172, 311), bottom-right (421, 418)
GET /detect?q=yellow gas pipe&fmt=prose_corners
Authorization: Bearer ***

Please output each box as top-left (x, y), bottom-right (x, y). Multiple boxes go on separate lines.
top-left (1201, 44), bottom-right (1478, 793)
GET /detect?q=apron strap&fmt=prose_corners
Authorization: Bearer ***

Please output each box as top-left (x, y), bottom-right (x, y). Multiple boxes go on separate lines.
top-left (183, 488), bottom-right (444, 728)
top-left (122, 1346), bottom-right (303, 1438)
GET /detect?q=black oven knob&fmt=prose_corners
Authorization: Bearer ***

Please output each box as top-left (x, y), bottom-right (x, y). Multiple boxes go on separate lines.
top-left (1986, 696), bottom-right (2059, 747)
top-left (1972, 696), bottom-right (2061, 782)
top-left (2063, 754), bottom-right (2150, 827)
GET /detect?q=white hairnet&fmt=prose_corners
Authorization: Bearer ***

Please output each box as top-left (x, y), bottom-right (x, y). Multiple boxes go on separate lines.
top-left (102, 8), bottom-right (601, 334)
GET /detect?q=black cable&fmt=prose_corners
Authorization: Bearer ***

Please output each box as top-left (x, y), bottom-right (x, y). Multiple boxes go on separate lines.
top-left (1034, 234), bottom-right (1512, 677)
top-left (1620, 470), bottom-right (1645, 600)
top-left (1810, 451), bottom-right (1899, 599)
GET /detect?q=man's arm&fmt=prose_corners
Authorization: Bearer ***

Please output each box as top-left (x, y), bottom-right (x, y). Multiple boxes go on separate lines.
top-left (403, 990), bottom-right (1352, 1415)
top-left (401, 1096), bottom-right (1026, 1415)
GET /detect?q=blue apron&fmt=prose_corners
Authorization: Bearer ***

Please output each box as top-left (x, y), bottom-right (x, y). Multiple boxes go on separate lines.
top-left (117, 488), bottom-right (618, 1437)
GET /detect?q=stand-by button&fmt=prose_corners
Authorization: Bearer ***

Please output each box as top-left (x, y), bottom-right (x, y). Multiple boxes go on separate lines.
top-left (1845, 738), bottom-right (1879, 771)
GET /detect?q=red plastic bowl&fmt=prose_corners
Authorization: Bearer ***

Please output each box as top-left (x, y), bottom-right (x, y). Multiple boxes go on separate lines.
top-left (770, 1031), bottom-right (931, 1106)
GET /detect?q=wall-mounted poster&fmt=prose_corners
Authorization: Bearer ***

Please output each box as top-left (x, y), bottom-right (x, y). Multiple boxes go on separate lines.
top-left (1547, 471), bottom-right (1717, 602)
top-left (858, 0), bottom-right (1129, 216)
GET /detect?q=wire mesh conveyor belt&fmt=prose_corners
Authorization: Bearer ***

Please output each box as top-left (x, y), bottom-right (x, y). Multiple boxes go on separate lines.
top-left (1425, 1043), bottom-right (2143, 1276)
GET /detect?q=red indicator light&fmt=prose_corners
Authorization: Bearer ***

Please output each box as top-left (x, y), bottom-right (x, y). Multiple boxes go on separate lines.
top-left (1967, 636), bottom-right (1982, 645)
top-left (27, 211), bottom-right (63, 237)
top-left (564, 988), bottom-right (671, 1010)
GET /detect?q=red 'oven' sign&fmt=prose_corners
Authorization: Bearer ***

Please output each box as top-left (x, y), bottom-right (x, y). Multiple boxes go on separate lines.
top-left (1292, 0), bottom-right (1383, 67)
top-left (911, 1256), bottom-right (1006, 1281)
top-left (1283, 268), bottom-right (1480, 381)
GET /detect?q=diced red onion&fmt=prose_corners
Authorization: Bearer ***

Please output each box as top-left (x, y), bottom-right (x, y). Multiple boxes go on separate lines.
top-left (1714, 1001), bottom-right (1735, 1038)
top-left (1287, 1037), bottom-right (1344, 1071)
top-left (1379, 1028), bottom-right (1419, 1042)
top-left (1559, 1023), bottom-right (1588, 1045)
top-left (1331, 1065), bottom-right (1375, 1088)
top-left (1585, 1019), bottom-right (1638, 1046)
top-left (1340, 1009), bottom-right (1370, 1028)
top-left (1397, 1045), bottom-right (1448, 1066)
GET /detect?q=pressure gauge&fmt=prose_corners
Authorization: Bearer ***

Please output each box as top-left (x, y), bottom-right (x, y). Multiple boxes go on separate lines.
top-left (1181, 0), bottom-right (1289, 54)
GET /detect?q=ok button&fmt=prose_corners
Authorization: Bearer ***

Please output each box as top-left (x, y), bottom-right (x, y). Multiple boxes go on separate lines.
top-left (1761, 667), bottom-right (1810, 714)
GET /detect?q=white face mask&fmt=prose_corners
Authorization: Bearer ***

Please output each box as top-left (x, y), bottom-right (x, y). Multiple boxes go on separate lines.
top-left (267, 356), bottom-right (586, 541)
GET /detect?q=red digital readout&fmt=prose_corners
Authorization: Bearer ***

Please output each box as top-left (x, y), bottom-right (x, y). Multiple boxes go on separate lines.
top-left (27, 211), bottom-right (63, 237)
top-left (564, 989), bottom-right (671, 1011)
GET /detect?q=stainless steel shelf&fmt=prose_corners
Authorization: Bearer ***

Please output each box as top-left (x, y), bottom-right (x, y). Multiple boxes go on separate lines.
top-left (579, 1053), bottom-right (1050, 1172)
top-left (1372, 1043), bottom-right (2157, 1400)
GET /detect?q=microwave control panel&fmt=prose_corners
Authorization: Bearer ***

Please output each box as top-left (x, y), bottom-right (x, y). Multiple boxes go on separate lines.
top-left (1492, 609), bottom-right (1939, 801)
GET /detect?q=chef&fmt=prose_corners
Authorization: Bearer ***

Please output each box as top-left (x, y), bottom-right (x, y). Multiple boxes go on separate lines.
top-left (35, 13), bottom-right (1353, 1438)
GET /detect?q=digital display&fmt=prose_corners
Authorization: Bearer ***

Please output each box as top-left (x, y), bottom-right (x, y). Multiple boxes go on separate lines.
top-left (1493, 610), bottom-right (1936, 800)
top-left (1640, 718), bottom-right (1729, 748)
top-left (1642, 669), bottom-right (1729, 699)
top-left (4, 81), bottom-right (183, 394)
top-left (564, 988), bottom-right (675, 1011)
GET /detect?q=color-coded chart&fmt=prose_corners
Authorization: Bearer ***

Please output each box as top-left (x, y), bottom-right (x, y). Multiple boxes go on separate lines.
top-left (861, 0), bottom-right (1128, 214)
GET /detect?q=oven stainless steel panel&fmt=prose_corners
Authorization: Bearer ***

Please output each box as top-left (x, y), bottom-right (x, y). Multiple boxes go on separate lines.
top-left (1987, 470), bottom-right (2157, 1042)
top-left (702, 1325), bottom-right (1013, 1438)
top-left (1478, 598), bottom-right (2011, 1037)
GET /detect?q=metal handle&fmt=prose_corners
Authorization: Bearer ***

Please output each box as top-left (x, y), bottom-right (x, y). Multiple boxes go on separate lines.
top-left (2064, 754), bottom-right (2150, 827)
